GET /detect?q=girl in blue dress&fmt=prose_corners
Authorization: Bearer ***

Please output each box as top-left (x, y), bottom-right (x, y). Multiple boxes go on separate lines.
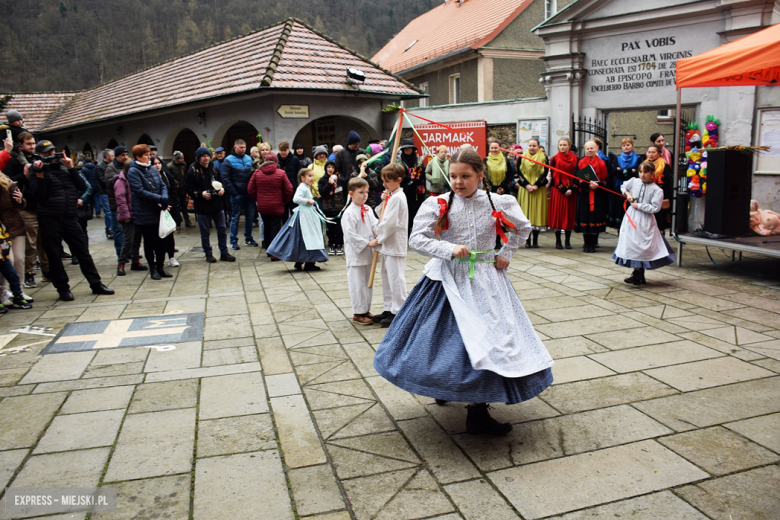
top-left (374, 147), bottom-right (554, 435)
top-left (267, 169), bottom-right (329, 271)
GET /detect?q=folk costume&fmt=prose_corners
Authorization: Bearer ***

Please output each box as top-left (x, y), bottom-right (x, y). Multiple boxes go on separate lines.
top-left (608, 150), bottom-right (640, 229)
top-left (644, 156), bottom-right (673, 232)
top-left (374, 190), bottom-right (554, 406)
top-left (574, 155), bottom-right (608, 252)
top-left (483, 152), bottom-right (514, 194)
top-left (398, 140), bottom-right (425, 235)
top-left (376, 188), bottom-right (409, 317)
top-left (612, 177), bottom-right (675, 284)
top-left (515, 150), bottom-right (548, 248)
top-left (547, 150), bottom-right (579, 249)
top-left (267, 182), bottom-right (329, 268)
top-left (341, 202), bottom-right (378, 316)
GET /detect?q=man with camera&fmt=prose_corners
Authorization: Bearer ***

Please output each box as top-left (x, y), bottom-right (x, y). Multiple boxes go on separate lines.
top-left (185, 146), bottom-right (234, 263)
top-left (2, 132), bottom-right (49, 288)
top-left (27, 140), bottom-right (114, 301)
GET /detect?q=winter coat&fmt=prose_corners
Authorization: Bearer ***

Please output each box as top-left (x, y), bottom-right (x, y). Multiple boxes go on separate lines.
top-left (248, 161), bottom-right (293, 216)
top-left (104, 159), bottom-right (124, 210)
top-left (127, 161), bottom-right (168, 226)
top-left (335, 146), bottom-right (367, 178)
top-left (277, 153), bottom-right (301, 190)
top-left (185, 162), bottom-right (226, 215)
top-left (318, 168), bottom-right (350, 215)
top-left (167, 160), bottom-right (187, 189)
top-left (220, 152), bottom-right (254, 197)
top-left (81, 162), bottom-right (99, 193)
top-left (27, 163), bottom-right (86, 218)
top-left (1, 153), bottom-right (33, 204)
top-left (78, 172), bottom-right (94, 202)
top-left (158, 167), bottom-right (182, 225)
top-left (0, 182), bottom-right (26, 238)
top-left (95, 159), bottom-right (110, 194)
top-left (294, 153), bottom-right (312, 169)
top-left (113, 171), bottom-right (133, 222)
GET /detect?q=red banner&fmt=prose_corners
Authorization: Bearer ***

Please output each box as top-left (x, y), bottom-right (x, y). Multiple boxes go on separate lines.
top-left (413, 120), bottom-right (487, 157)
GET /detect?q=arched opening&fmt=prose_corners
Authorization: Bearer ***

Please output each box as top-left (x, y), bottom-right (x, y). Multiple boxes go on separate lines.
top-left (171, 128), bottom-right (201, 165)
top-left (107, 138), bottom-right (119, 150)
top-left (82, 142), bottom-right (93, 161)
top-left (220, 121), bottom-right (260, 151)
top-left (292, 116), bottom-right (374, 160)
top-left (137, 134), bottom-right (155, 146)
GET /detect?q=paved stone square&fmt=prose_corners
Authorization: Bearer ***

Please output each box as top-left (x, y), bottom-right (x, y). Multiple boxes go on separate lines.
top-left (0, 225), bottom-right (778, 519)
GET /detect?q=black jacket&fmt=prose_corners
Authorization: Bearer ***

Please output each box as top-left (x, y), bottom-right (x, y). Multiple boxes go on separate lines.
top-left (27, 163), bottom-right (85, 218)
top-left (185, 162), bottom-right (225, 215)
top-left (277, 153), bottom-right (301, 190)
top-left (104, 159), bottom-right (124, 210)
top-left (2, 152), bottom-right (34, 205)
top-left (335, 146), bottom-right (366, 178)
top-left (95, 159), bottom-right (111, 194)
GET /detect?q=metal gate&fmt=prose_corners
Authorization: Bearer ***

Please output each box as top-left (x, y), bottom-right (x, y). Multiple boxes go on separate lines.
top-left (571, 114), bottom-right (608, 153)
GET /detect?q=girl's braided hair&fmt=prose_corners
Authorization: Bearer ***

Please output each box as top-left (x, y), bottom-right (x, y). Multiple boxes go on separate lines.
top-left (434, 146), bottom-right (515, 238)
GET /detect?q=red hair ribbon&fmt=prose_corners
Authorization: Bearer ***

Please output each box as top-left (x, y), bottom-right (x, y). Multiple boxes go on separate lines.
top-left (437, 198), bottom-right (450, 231)
top-left (491, 210), bottom-right (516, 244)
top-left (361, 204), bottom-right (369, 223)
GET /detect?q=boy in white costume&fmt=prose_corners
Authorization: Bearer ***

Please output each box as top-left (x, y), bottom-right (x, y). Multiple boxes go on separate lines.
top-left (341, 177), bottom-right (379, 325)
top-left (372, 163), bottom-right (409, 328)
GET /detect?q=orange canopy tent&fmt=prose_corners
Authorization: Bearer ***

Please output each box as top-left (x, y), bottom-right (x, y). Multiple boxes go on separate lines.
top-left (670, 23), bottom-right (780, 235)
top-left (676, 22), bottom-right (780, 88)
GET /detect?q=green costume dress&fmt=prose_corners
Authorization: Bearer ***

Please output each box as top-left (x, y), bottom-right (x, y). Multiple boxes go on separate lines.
top-left (515, 151), bottom-right (548, 229)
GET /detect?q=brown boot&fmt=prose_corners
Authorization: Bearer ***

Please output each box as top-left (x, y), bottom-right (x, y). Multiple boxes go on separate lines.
top-left (352, 314), bottom-right (373, 325)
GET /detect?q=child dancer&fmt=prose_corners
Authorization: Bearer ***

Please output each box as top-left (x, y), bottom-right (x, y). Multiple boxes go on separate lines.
top-left (612, 161), bottom-right (676, 285)
top-left (547, 137), bottom-right (578, 249)
top-left (267, 169), bottom-right (329, 272)
top-left (575, 140), bottom-right (608, 253)
top-left (371, 163), bottom-right (409, 328)
top-left (374, 147), bottom-right (553, 435)
top-left (341, 177), bottom-right (379, 325)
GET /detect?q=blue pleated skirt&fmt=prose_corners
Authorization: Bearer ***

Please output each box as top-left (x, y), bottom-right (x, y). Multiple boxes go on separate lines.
top-left (612, 236), bottom-right (675, 270)
top-left (374, 277), bottom-right (553, 404)
top-left (267, 215), bottom-right (329, 263)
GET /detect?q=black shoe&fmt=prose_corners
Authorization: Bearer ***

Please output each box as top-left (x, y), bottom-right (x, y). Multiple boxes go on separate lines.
top-left (294, 262), bottom-right (303, 271)
top-left (41, 271), bottom-right (51, 282)
top-left (380, 313), bottom-right (395, 327)
top-left (555, 232), bottom-right (563, 250)
top-left (0, 304), bottom-right (8, 314)
top-left (435, 399), bottom-right (448, 406)
top-left (525, 238), bottom-right (532, 248)
top-left (335, 245), bottom-right (344, 255)
top-left (12, 297), bottom-right (32, 309)
top-left (245, 239), bottom-right (259, 247)
top-left (24, 275), bottom-right (37, 288)
top-left (220, 253), bottom-right (236, 262)
top-left (71, 256), bottom-right (79, 265)
top-left (372, 311), bottom-right (391, 323)
top-left (639, 268), bottom-right (647, 285)
top-left (91, 283), bottom-right (115, 295)
top-left (61, 252), bottom-right (72, 259)
top-left (303, 262), bottom-right (321, 271)
top-left (157, 267), bottom-right (173, 278)
top-left (131, 262), bottom-right (148, 271)
top-left (185, 220), bottom-right (193, 228)
top-left (150, 267), bottom-right (161, 280)
top-left (532, 230), bottom-right (540, 248)
top-left (466, 403), bottom-right (513, 435)
top-left (328, 246), bottom-right (336, 255)
top-left (206, 255), bottom-right (217, 263)
top-left (624, 270), bottom-right (641, 286)
top-left (117, 264), bottom-right (126, 276)
top-left (106, 231), bottom-right (113, 239)
top-left (231, 242), bottom-right (240, 250)
top-left (174, 248), bottom-right (179, 253)
top-left (58, 289), bottom-right (74, 301)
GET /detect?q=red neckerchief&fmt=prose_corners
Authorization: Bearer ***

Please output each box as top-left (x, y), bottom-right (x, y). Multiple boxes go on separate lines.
top-left (360, 204), bottom-right (369, 223)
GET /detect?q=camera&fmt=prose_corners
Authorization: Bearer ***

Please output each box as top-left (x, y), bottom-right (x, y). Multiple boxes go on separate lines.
top-left (30, 153), bottom-right (62, 174)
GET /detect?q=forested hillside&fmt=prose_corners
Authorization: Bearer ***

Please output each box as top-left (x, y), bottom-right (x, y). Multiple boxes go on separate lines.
top-left (1, 0), bottom-right (435, 92)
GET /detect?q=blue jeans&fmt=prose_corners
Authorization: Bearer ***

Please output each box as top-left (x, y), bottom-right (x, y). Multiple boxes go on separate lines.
top-left (93, 193), bottom-right (113, 231)
top-left (229, 194), bottom-right (255, 244)
top-left (198, 211), bottom-right (228, 256)
top-left (0, 258), bottom-right (23, 298)
top-left (110, 209), bottom-right (124, 256)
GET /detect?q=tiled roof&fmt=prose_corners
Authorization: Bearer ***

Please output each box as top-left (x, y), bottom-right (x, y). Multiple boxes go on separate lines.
top-left (5, 19), bottom-right (420, 133)
top-left (3, 92), bottom-right (77, 132)
top-left (371, 0), bottom-right (532, 73)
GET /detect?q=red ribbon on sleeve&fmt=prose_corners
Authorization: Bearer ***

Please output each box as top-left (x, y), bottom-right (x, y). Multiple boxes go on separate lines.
top-left (361, 204), bottom-right (369, 223)
top-left (437, 198), bottom-right (450, 230)
top-left (491, 210), bottom-right (516, 244)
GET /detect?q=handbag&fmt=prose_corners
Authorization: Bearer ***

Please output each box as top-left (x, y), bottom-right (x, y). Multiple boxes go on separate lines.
top-left (77, 201), bottom-right (94, 221)
top-left (159, 209), bottom-right (176, 238)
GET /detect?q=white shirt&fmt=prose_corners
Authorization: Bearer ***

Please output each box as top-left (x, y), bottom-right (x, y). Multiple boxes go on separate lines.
top-left (409, 189), bottom-right (554, 378)
top-left (376, 188), bottom-right (408, 257)
top-left (341, 203), bottom-right (378, 266)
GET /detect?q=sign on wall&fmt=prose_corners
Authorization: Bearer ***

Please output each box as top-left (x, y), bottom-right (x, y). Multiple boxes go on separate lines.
top-left (413, 121), bottom-right (487, 156)
top-left (517, 119), bottom-right (549, 154)
top-left (277, 105), bottom-right (310, 118)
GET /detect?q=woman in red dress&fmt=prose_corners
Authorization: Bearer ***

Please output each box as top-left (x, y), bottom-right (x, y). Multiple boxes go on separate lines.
top-left (574, 140), bottom-right (608, 253)
top-left (547, 137), bottom-right (579, 249)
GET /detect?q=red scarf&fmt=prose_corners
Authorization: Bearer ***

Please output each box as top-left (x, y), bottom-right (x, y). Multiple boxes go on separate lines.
top-left (552, 151), bottom-right (578, 187)
top-left (578, 155), bottom-right (608, 211)
top-left (360, 204), bottom-right (369, 223)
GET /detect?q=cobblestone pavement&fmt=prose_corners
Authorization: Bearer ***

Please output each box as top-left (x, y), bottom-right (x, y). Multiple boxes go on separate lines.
top-left (0, 224), bottom-right (778, 520)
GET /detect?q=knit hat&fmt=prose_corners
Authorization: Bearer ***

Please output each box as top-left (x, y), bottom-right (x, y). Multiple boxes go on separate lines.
top-left (347, 131), bottom-right (361, 145)
top-left (264, 152), bottom-right (278, 163)
top-left (312, 145), bottom-right (329, 158)
top-left (114, 145), bottom-right (128, 157)
top-left (173, 151), bottom-right (184, 159)
top-left (196, 146), bottom-right (212, 160)
top-left (368, 143), bottom-right (383, 155)
top-left (6, 110), bottom-right (23, 123)
top-left (294, 143), bottom-right (304, 150)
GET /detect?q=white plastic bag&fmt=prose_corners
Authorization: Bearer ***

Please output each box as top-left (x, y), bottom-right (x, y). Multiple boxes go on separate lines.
top-left (159, 209), bottom-right (176, 238)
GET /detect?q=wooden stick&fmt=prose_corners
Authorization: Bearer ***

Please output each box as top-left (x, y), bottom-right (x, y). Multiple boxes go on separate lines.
top-left (368, 113), bottom-right (404, 288)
